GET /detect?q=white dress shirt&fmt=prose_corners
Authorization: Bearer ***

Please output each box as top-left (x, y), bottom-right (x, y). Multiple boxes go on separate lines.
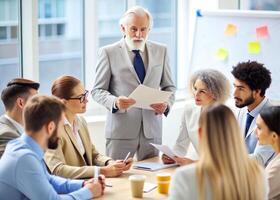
top-left (64, 117), bottom-right (85, 156)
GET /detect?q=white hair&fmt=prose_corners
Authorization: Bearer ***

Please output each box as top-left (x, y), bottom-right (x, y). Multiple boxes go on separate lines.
top-left (119, 6), bottom-right (153, 29)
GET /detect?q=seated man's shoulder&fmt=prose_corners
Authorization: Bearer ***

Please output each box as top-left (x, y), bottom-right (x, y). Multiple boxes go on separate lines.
top-left (0, 126), bottom-right (19, 137)
top-left (6, 139), bottom-right (35, 157)
top-left (0, 117), bottom-right (19, 137)
top-left (1, 141), bottom-right (39, 173)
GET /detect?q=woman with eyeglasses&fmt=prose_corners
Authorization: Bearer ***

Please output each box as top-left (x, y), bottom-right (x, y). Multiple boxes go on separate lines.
top-left (169, 104), bottom-right (267, 200)
top-left (162, 69), bottom-right (230, 165)
top-left (45, 75), bottom-right (132, 179)
top-left (255, 106), bottom-right (280, 199)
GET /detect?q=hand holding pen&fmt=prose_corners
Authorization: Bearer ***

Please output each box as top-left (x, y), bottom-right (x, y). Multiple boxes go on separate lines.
top-left (83, 172), bottom-right (105, 198)
top-left (122, 152), bottom-right (133, 171)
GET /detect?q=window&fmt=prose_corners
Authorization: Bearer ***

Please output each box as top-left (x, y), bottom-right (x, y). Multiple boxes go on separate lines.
top-left (97, 0), bottom-right (126, 47)
top-left (38, 0), bottom-right (84, 94)
top-left (0, 0), bottom-right (20, 114)
top-left (240, 0), bottom-right (280, 10)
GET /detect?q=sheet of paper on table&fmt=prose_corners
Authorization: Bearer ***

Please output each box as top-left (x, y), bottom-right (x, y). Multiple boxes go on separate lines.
top-left (128, 84), bottom-right (172, 110)
top-left (143, 182), bottom-right (157, 193)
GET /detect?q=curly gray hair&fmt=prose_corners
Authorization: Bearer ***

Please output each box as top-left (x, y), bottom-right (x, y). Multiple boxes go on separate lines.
top-left (189, 69), bottom-right (230, 103)
top-left (119, 6), bottom-right (153, 28)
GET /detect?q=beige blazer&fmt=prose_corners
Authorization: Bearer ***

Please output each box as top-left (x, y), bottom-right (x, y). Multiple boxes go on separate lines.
top-left (266, 153), bottom-right (280, 199)
top-left (44, 116), bottom-right (111, 179)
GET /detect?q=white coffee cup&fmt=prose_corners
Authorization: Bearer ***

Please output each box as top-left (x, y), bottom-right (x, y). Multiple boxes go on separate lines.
top-left (129, 175), bottom-right (146, 198)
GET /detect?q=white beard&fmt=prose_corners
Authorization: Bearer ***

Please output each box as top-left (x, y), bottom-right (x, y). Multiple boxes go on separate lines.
top-left (125, 35), bottom-right (146, 50)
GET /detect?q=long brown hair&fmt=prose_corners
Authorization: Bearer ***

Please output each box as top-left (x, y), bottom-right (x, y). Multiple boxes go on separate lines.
top-left (197, 103), bottom-right (265, 200)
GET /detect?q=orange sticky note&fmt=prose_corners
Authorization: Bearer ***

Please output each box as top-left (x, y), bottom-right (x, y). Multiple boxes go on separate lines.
top-left (256, 26), bottom-right (269, 39)
top-left (216, 48), bottom-right (228, 60)
top-left (248, 41), bottom-right (261, 54)
top-left (224, 24), bottom-right (237, 36)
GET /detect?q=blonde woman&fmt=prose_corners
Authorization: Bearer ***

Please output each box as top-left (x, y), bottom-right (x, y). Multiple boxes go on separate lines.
top-left (169, 104), bottom-right (267, 200)
top-left (256, 106), bottom-right (280, 199)
top-left (162, 69), bottom-right (230, 165)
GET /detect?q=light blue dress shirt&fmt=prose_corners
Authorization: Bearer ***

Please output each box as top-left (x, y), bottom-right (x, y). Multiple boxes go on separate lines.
top-left (0, 134), bottom-right (92, 200)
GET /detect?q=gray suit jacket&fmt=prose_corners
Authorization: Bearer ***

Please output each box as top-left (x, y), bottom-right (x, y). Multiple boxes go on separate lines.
top-left (237, 99), bottom-right (275, 166)
top-left (92, 39), bottom-right (176, 140)
top-left (0, 115), bottom-right (21, 157)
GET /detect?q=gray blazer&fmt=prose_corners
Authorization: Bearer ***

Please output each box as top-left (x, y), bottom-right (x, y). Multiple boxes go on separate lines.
top-left (0, 115), bottom-right (21, 157)
top-left (237, 99), bottom-right (275, 166)
top-left (92, 39), bottom-right (176, 140)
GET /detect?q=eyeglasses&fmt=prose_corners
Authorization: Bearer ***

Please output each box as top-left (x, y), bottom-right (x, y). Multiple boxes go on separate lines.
top-left (68, 90), bottom-right (89, 103)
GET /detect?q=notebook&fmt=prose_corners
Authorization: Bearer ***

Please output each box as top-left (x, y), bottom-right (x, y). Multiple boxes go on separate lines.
top-left (133, 162), bottom-right (178, 171)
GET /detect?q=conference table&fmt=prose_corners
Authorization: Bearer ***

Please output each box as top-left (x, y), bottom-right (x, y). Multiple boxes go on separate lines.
top-left (96, 157), bottom-right (178, 199)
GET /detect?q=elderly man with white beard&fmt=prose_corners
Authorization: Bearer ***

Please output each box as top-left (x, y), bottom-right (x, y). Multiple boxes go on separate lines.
top-left (92, 6), bottom-right (176, 161)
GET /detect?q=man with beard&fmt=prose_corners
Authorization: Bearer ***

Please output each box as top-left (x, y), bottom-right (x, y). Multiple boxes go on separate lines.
top-left (0, 78), bottom-right (39, 157)
top-left (232, 60), bottom-right (275, 167)
top-left (0, 95), bottom-right (105, 199)
top-left (92, 6), bottom-right (175, 160)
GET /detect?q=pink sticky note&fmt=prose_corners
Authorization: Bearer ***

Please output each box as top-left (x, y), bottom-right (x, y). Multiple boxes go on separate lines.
top-left (256, 26), bottom-right (269, 39)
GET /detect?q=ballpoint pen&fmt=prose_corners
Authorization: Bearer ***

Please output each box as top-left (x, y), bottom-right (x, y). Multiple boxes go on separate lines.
top-left (94, 166), bottom-right (98, 183)
top-left (95, 166), bottom-right (113, 187)
top-left (123, 152), bottom-right (131, 163)
top-left (105, 184), bottom-right (113, 187)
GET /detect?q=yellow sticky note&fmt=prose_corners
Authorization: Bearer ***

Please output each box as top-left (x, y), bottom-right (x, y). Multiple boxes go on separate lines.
top-left (225, 24), bottom-right (237, 36)
top-left (248, 41), bottom-right (261, 54)
top-left (216, 48), bottom-right (228, 60)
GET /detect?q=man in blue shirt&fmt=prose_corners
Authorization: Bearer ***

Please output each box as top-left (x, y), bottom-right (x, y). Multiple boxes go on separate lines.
top-left (0, 95), bottom-right (105, 199)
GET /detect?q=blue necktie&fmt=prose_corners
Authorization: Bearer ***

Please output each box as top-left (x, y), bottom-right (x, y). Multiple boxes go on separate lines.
top-left (132, 50), bottom-right (145, 83)
top-left (245, 113), bottom-right (254, 137)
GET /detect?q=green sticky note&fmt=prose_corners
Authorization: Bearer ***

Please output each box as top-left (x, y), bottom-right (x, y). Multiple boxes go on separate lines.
top-left (248, 41), bottom-right (261, 54)
top-left (216, 48), bottom-right (228, 60)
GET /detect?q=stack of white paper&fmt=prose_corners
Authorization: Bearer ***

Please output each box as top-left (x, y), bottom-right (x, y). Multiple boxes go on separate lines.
top-left (128, 85), bottom-right (172, 110)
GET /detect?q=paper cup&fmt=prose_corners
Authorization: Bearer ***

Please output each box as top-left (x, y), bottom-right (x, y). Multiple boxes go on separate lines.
top-left (156, 173), bottom-right (171, 194)
top-left (129, 175), bottom-right (146, 198)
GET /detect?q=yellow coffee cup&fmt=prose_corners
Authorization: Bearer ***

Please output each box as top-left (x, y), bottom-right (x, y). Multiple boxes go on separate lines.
top-left (156, 173), bottom-right (171, 194)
